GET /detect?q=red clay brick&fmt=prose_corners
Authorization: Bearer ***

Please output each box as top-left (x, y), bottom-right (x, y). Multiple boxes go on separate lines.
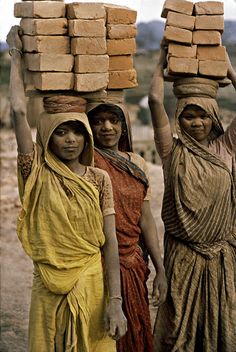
top-left (108, 69), bottom-right (138, 89)
top-left (107, 24), bottom-right (137, 39)
top-left (33, 72), bottom-right (74, 90)
top-left (20, 18), bottom-right (68, 36)
top-left (164, 26), bottom-right (192, 45)
top-left (107, 39), bottom-right (136, 56)
top-left (161, 0), bottom-right (194, 18)
top-left (168, 57), bottom-right (198, 75)
top-left (68, 19), bottom-right (106, 37)
top-left (168, 43), bottom-right (197, 58)
top-left (74, 73), bottom-right (109, 92)
top-left (24, 53), bottom-right (74, 71)
top-left (194, 1), bottom-right (224, 15)
top-left (192, 30), bottom-right (222, 45)
top-left (166, 12), bottom-right (195, 30)
top-left (197, 45), bottom-right (226, 61)
top-left (22, 35), bottom-right (70, 54)
top-left (195, 15), bottom-right (224, 32)
top-left (105, 5), bottom-right (137, 24)
top-left (74, 55), bottom-right (109, 73)
top-left (109, 55), bottom-right (133, 71)
top-left (14, 1), bottom-right (65, 18)
top-left (198, 60), bottom-right (227, 77)
top-left (71, 37), bottom-right (107, 55)
top-left (66, 3), bottom-right (106, 19)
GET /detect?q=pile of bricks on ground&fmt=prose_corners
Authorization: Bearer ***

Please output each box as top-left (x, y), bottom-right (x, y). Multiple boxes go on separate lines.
top-left (14, 0), bottom-right (138, 97)
top-left (161, 0), bottom-right (229, 86)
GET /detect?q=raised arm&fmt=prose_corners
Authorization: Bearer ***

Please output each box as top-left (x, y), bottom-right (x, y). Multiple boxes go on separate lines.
top-left (226, 51), bottom-right (236, 90)
top-left (148, 47), bottom-right (170, 130)
top-left (6, 26), bottom-right (33, 154)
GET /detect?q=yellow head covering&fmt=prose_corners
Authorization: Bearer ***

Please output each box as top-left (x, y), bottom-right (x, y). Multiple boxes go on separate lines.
top-left (36, 111), bottom-right (94, 166)
top-left (17, 111), bottom-right (105, 293)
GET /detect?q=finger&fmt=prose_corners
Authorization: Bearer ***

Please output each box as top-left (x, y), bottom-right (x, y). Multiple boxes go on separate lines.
top-left (152, 289), bottom-right (160, 307)
top-left (158, 290), bottom-right (167, 306)
top-left (108, 321), bottom-right (117, 339)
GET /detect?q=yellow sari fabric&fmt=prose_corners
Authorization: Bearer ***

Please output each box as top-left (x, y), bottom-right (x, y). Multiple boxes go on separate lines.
top-left (17, 112), bottom-right (115, 351)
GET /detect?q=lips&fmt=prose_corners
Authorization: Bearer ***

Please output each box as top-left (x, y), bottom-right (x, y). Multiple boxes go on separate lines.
top-left (64, 147), bottom-right (78, 151)
top-left (101, 134), bottom-right (115, 137)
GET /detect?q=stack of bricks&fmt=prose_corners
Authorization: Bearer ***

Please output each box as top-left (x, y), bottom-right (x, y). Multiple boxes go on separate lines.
top-left (161, 0), bottom-right (228, 84)
top-left (15, 1), bottom-right (74, 90)
top-left (14, 1), bottom-right (138, 95)
top-left (105, 4), bottom-right (137, 90)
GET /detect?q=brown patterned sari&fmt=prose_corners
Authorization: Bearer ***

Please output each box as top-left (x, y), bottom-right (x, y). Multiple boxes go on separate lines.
top-left (154, 96), bottom-right (236, 352)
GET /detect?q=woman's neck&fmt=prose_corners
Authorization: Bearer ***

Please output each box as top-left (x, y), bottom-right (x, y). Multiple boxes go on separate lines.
top-left (65, 160), bottom-right (86, 176)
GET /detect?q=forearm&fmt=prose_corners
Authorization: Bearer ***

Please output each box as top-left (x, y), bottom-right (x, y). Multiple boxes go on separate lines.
top-left (141, 221), bottom-right (163, 271)
top-left (103, 240), bottom-right (121, 298)
top-left (228, 66), bottom-right (236, 90)
top-left (7, 26), bottom-right (33, 153)
top-left (102, 214), bottom-right (127, 340)
top-left (148, 51), bottom-right (170, 130)
top-left (148, 64), bottom-right (165, 105)
top-left (103, 215), bottom-right (122, 298)
top-left (226, 52), bottom-right (236, 90)
top-left (139, 202), bottom-right (164, 271)
top-left (10, 51), bottom-right (26, 118)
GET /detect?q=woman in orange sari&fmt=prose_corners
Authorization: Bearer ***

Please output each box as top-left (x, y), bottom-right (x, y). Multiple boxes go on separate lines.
top-left (87, 102), bottom-right (167, 352)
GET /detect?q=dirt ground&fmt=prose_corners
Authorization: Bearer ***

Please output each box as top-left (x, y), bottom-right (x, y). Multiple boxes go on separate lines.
top-left (0, 128), bottom-right (164, 351)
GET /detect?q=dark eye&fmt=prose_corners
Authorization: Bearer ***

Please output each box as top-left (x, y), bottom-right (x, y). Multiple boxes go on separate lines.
top-left (182, 115), bottom-right (193, 120)
top-left (110, 118), bottom-right (120, 124)
top-left (92, 119), bottom-right (103, 125)
top-left (201, 115), bottom-right (210, 120)
top-left (54, 129), bottom-right (66, 136)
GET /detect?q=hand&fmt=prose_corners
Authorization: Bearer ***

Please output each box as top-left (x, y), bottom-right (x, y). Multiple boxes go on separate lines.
top-left (152, 266), bottom-right (167, 308)
top-left (104, 299), bottom-right (127, 340)
top-left (6, 25), bottom-right (23, 51)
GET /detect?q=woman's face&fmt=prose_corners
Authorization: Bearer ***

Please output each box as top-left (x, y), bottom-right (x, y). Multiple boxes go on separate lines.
top-left (49, 121), bottom-right (86, 162)
top-left (90, 111), bottom-right (122, 151)
top-left (179, 106), bottom-right (213, 146)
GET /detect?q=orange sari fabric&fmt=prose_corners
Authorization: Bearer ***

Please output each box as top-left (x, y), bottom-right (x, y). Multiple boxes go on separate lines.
top-left (94, 150), bottom-right (154, 352)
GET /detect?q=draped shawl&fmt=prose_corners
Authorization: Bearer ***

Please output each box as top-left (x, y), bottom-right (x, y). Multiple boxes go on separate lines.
top-left (154, 89), bottom-right (236, 351)
top-left (162, 96), bottom-right (236, 253)
top-left (86, 101), bottom-right (153, 351)
top-left (16, 112), bottom-right (114, 351)
top-left (94, 149), bottom-right (154, 352)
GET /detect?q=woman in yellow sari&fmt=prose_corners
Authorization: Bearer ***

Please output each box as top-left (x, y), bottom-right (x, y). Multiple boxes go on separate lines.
top-left (7, 26), bottom-right (127, 352)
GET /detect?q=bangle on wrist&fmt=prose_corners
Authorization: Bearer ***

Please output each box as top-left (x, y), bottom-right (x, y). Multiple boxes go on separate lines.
top-left (109, 296), bottom-right (123, 302)
top-left (9, 47), bottom-right (23, 56)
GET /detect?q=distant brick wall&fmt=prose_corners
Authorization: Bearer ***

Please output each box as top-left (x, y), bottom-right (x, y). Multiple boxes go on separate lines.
top-left (133, 139), bottom-right (161, 165)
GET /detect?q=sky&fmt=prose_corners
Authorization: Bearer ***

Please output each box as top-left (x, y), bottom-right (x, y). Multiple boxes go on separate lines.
top-left (1, 0), bottom-right (236, 42)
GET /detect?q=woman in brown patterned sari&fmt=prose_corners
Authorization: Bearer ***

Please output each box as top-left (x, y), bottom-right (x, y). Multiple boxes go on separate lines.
top-left (87, 102), bottom-right (167, 352)
top-left (148, 48), bottom-right (236, 351)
